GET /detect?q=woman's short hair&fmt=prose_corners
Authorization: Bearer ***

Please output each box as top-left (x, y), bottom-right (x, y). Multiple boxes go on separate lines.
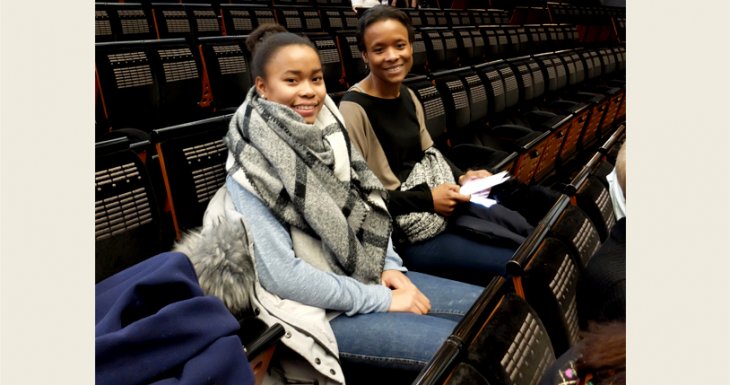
top-left (245, 23), bottom-right (317, 79)
top-left (356, 5), bottom-right (415, 52)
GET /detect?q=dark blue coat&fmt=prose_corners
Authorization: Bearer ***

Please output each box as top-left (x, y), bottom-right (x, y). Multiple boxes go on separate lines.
top-left (96, 251), bottom-right (255, 385)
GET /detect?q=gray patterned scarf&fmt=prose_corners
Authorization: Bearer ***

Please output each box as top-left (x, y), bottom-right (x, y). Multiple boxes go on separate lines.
top-left (395, 147), bottom-right (455, 243)
top-left (225, 88), bottom-right (392, 285)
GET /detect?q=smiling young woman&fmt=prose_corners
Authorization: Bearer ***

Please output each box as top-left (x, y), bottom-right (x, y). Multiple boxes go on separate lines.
top-left (253, 44), bottom-right (326, 124)
top-left (339, 6), bottom-right (534, 287)
top-left (185, 22), bottom-right (485, 385)
top-left (357, 17), bottom-right (413, 98)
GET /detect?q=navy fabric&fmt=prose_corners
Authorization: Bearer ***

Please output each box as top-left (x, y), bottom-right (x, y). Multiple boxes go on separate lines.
top-left (449, 202), bottom-right (534, 248)
top-left (96, 251), bottom-right (254, 385)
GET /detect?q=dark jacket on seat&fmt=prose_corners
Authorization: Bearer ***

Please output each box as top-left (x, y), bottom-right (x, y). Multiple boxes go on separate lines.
top-left (95, 251), bottom-right (254, 385)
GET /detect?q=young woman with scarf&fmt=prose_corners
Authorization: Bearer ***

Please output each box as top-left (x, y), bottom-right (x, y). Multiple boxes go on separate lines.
top-left (192, 24), bottom-right (484, 385)
top-left (338, 6), bottom-right (535, 286)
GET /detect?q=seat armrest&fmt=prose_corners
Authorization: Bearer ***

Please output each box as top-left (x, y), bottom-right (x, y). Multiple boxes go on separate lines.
top-left (237, 318), bottom-right (286, 359)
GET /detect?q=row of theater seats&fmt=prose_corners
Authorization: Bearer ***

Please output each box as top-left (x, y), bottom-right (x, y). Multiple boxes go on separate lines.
top-left (94, 47), bottom-right (624, 273)
top-left (95, 122), bottom-right (625, 385)
top-left (411, 124), bottom-right (625, 385)
top-left (95, 116), bottom-right (624, 382)
top-left (94, 43), bottom-right (625, 247)
top-left (95, 31), bottom-right (622, 138)
top-left (95, 1), bottom-right (624, 137)
top-left (96, 117), bottom-right (625, 385)
top-left (96, 2), bottom-right (622, 44)
top-left (95, 2), bottom-right (626, 275)
top-left (96, 2), bottom-right (519, 42)
top-left (401, 45), bottom-right (625, 185)
top-left (95, 2), bottom-right (627, 383)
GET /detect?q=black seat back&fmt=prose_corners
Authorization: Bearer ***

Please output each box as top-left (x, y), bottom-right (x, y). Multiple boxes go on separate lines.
top-left (152, 3), bottom-right (221, 39)
top-left (96, 2), bottom-right (156, 42)
top-left (545, 196), bottom-right (602, 268)
top-left (306, 32), bottom-right (346, 92)
top-left (220, 5), bottom-right (276, 36)
top-left (96, 38), bottom-right (208, 130)
top-left (275, 7), bottom-right (325, 33)
top-left (151, 114), bottom-right (232, 238)
top-left (335, 31), bottom-right (368, 87)
top-left (198, 35), bottom-right (253, 112)
top-left (509, 226), bottom-right (582, 356)
top-left (96, 138), bottom-right (173, 282)
top-left (403, 75), bottom-right (448, 151)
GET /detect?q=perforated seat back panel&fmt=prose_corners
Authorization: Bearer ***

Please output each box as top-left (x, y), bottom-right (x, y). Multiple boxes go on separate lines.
top-left (412, 32), bottom-right (428, 74)
top-left (200, 40), bottom-right (252, 110)
top-left (576, 175), bottom-right (617, 242)
top-left (338, 33), bottom-right (368, 84)
top-left (550, 204), bottom-right (601, 267)
top-left (96, 44), bottom-right (161, 128)
top-left (311, 36), bottom-right (343, 92)
top-left (498, 65), bottom-right (519, 109)
top-left (155, 116), bottom-right (231, 233)
top-left (480, 66), bottom-right (506, 114)
top-left (96, 9), bottom-right (113, 39)
top-left (406, 79), bottom-right (447, 145)
top-left (154, 44), bottom-right (203, 123)
top-left (464, 73), bottom-right (488, 123)
top-left (95, 148), bottom-right (169, 283)
top-left (523, 237), bottom-right (581, 355)
top-left (466, 293), bottom-right (555, 385)
top-left (96, 160), bottom-right (153, 241)
top-left (435, 75), bottom-right (470, 130)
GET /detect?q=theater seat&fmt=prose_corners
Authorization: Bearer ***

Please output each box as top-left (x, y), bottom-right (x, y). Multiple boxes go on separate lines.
top-left (95, 137), bottom-right (174, 283)
top-left (320, 6), bottom-right (359, 34)
top-left (95, 2), bottom-right (156, 42)
top-left (542, 195), bottom-right (602, 269)
top-left (507, 223), bottom-right (581, 356)
top-left (563, 153), bottom-right (616, 242)
top-left (219, 5), bottom-right (276, 36)
top-left (151, 3), bottom-right (222, 39)
top-left (404, 74), bottom-right (515, 173)
top-left (151, 114), bottom-right (232, 239)
top-left (274, 7), bottom-right (325, 33)
top-left (335, 31), bottom-right (368, 87)
top-left (413, 338), bottom-right (490, 385)
top-left (462, 279), bottom-right (556, 385)
top-left (306, 32), bottom-right (347, 92)
top-left (416, 277), bottom-right (556, 385)
top-left (96, 38), bottom-right (209, 131)
top-left (197, 36), bottom-right (253, 113)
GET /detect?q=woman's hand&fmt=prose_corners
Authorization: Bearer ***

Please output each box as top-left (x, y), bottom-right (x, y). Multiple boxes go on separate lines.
top-left (458, 169), bottom-right (493, 186)
top-left (381, 269), bottom-right (415, 290)
top-left (383, 271), bottom-right (431, 314)
top-left (431, 183), bottom-right (470, 217)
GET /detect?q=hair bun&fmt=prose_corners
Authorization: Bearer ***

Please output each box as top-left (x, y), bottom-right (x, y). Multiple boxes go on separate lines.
top-left (246, 24), bottom-right (288, 54)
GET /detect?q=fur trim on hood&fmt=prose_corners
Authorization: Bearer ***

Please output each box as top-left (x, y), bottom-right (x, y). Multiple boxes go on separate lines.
top-left (174, 218), bottom-right (256, 318)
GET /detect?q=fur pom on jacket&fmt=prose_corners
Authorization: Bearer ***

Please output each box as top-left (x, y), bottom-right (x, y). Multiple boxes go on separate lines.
top-left (175, 186), bottom-right (345, 385)
top-left (174, 217), bottom-right (256, 319)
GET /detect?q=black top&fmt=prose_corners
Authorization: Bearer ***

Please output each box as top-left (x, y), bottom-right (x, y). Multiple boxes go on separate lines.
top-left (342, 85), bottom-right (424, 181)
top-left (342, 85), bottom-right (461, 216)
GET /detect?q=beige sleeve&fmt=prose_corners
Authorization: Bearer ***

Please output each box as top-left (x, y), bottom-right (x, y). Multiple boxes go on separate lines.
top-left (408, 89), bottom-right (435, 151)
top-left (339, 100), bottom-right (402, 190)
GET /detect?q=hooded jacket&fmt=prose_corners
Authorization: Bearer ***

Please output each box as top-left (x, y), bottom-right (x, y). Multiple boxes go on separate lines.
top-left (176, 186), bottom-right (347, 385)
top-left (95, 251), bottom-right (255, 385)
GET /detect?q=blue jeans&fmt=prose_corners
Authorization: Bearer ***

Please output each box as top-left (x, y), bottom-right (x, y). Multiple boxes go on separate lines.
top-left (330, 271), bottom-right (482, 383)
top-left (398, 229), bottom-right (516, 286)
